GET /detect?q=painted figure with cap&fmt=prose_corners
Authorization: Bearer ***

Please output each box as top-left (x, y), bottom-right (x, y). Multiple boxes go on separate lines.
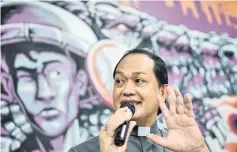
top-left (0, 1), bottom-right (95, 151)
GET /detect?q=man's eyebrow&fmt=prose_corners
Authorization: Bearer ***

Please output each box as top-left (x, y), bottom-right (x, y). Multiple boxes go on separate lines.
top-left (114, 71), bottom-right (147, 76)
top-left (132, 72), bottom-right (147, 75)
top-left (114, 70), bottom-right (123, 75)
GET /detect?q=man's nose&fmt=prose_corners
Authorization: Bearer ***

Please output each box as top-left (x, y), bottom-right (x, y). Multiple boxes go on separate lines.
top-left (36, 74), bottom-right (55, 101)
top-left (122, 81), bottom-right (136, 96)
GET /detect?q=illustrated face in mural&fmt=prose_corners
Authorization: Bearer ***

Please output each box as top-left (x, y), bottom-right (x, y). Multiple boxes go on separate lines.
top-left (7, 44), bottom-right (88, 137)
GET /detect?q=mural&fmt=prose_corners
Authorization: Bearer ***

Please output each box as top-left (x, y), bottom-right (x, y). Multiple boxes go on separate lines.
top-left (1, 1), bottom-right (236, 152)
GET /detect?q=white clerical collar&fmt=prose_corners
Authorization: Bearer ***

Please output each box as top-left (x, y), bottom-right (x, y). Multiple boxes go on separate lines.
top-left (137, 126), bottom-right (151, 136)
top-left (131, 120), bottom-right (158, 137)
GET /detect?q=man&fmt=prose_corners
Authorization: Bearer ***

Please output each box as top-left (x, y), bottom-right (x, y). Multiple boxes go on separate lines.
top-left (69, 49), bottom-right (209, 152)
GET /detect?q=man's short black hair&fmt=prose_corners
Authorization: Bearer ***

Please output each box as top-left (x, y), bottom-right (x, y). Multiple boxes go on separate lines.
top-left (113, 48), bottom-right (168, 115)
top-left (113, 48), bottom-right (168, 85)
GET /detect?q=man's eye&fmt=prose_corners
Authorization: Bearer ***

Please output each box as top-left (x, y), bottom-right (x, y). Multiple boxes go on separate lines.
top-left (135, 79), bottom-right (145, 84)
top-left (115, 79), bottom-right (125, 84)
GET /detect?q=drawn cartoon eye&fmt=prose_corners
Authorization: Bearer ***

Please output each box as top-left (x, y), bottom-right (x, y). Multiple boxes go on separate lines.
top-left (219, 44), bottom-right (236, 61)
top-left (48, 69), bottom-right (61, 79)
top-left (18, 75), bottom-right (34, 82)
top-left (114, 24), bottom-right (132, 33)
top-left (17, 72), bottom-right (34, 82)
top-left (223, 49), bottom-right (235, 59)
top-left (228, 113), bottom-right (237, 134)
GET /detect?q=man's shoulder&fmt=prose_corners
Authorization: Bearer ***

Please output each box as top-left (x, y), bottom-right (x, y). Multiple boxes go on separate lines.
top-left (68, 136), bottom-right (99, 152)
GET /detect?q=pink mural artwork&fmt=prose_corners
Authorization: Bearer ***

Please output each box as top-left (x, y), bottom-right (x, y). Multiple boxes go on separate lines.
top-left (1, 1), bottom-right (236, 152)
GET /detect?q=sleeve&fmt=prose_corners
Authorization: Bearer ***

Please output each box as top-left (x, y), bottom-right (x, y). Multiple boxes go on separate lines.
top-left (68, 145), bottom-right (89, 152)
top-left (67, 137), bottom-right (100, 152)
top-left (68, 147), bottom-right (75, 152)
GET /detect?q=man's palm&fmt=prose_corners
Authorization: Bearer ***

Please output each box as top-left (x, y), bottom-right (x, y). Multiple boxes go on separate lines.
top-left (166, 113), bottom-right (204, 151)
top-left (147, 87), bottom-right (205, 152)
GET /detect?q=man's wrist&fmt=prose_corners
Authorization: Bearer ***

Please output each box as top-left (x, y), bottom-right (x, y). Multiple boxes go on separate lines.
top-left (200, 144), bottom-right (209, 152)
top-left (190, 143), bottom-right (209, 152)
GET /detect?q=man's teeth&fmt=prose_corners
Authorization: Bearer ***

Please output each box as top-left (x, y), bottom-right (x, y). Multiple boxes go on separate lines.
top-left (133, 102), bottom-right (140, 105)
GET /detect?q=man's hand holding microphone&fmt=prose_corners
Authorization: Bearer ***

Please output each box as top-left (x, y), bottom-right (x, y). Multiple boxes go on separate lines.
top-left (99, 101), bottom-right (135, 152)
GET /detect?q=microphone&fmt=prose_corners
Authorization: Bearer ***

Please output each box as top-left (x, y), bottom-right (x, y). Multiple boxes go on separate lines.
top-left (114, 101), bottom-right (135, 146)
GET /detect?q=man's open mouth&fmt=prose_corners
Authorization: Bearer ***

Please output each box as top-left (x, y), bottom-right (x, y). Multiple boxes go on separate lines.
top-left (122, 100), bottom-right (141, 106)
top-left (132, 101), bottom-right (142, 105)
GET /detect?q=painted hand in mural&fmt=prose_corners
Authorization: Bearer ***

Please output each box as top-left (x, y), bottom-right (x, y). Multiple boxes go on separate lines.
top-left (1, 100), bottom-right (33, 151)
top-left (147, 87), bottom-right (209, 152)
top-left (195, 96), bottom-right (235, 152)
top-left (99, 107), bottom-right (136, 152)
top-left (194, 101), bottom-right (229, 151)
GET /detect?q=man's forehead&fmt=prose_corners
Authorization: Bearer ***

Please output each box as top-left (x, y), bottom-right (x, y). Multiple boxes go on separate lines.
top-left (120, 53), bottom-right (153, 64)
top-left (116, 54), bottom-right (154, 71)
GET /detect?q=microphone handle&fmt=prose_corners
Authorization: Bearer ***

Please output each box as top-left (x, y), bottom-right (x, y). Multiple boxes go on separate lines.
top-left (114, 120), bottom-right (130, 146)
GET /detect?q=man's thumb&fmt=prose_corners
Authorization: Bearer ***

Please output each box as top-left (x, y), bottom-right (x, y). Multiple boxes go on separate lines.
top-left (146, 134), bottom-right (169, 148)
top-left (128, 121), bottom-right (136, 133)
top-left (121, 121), bottom-right (136, 150)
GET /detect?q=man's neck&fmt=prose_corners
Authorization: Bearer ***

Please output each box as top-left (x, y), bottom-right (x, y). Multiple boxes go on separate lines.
top-left (136, 114), bottom-right (157, 126)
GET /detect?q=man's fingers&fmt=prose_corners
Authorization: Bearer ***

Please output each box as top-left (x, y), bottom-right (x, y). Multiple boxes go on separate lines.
top-left (128, 121), bottom-right (137, 134)
top-left (167, 87), bottom-right (176, 115)
top-left (174, 88), bottom-right (185, 114)
top-left (146, 134), bottom-right (169, 149)
top-left (184, 94), bottom-right (193, 110)
top-left (184, 94), bottom-right (194, 117)
top-left (158, 94), bottom-right (170, 120)
top-left (103, 107), bottom-right (133, 137)
top-left (123, 121), bottom-right (137, 148)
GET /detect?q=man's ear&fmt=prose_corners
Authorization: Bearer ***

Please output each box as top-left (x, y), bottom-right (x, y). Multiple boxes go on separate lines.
top-left (159, 84), bottom-right (168, 102)
top-left (157, 84), bottom-right (168, 115)
top-left (75, 69), bottom-right (88, 96)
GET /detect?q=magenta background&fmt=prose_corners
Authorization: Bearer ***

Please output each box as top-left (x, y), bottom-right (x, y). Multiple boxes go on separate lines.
top-left (138, 1), bottom-right (237, 38)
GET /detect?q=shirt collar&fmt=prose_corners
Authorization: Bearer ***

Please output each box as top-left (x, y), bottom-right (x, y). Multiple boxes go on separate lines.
top-left (130, 120), bottom-right (158, 137)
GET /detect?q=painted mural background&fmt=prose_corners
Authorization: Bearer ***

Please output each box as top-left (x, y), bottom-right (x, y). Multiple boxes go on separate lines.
top-left (1, 1), bottom-right (236, 152)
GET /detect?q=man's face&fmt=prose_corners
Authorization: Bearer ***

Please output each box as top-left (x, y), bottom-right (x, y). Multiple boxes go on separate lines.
top-left (14, 50), bottom-right (80, 136)
top-left (113, 54), bottom-right (164, 126)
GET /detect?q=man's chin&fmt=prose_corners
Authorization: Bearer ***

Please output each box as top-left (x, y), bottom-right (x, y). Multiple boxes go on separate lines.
top-left (131, 113), bottom-right (141, 122)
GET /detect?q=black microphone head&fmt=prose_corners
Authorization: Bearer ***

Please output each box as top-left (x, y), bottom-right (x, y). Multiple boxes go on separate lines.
top-left (120, 101), bottom-right (135, 115)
